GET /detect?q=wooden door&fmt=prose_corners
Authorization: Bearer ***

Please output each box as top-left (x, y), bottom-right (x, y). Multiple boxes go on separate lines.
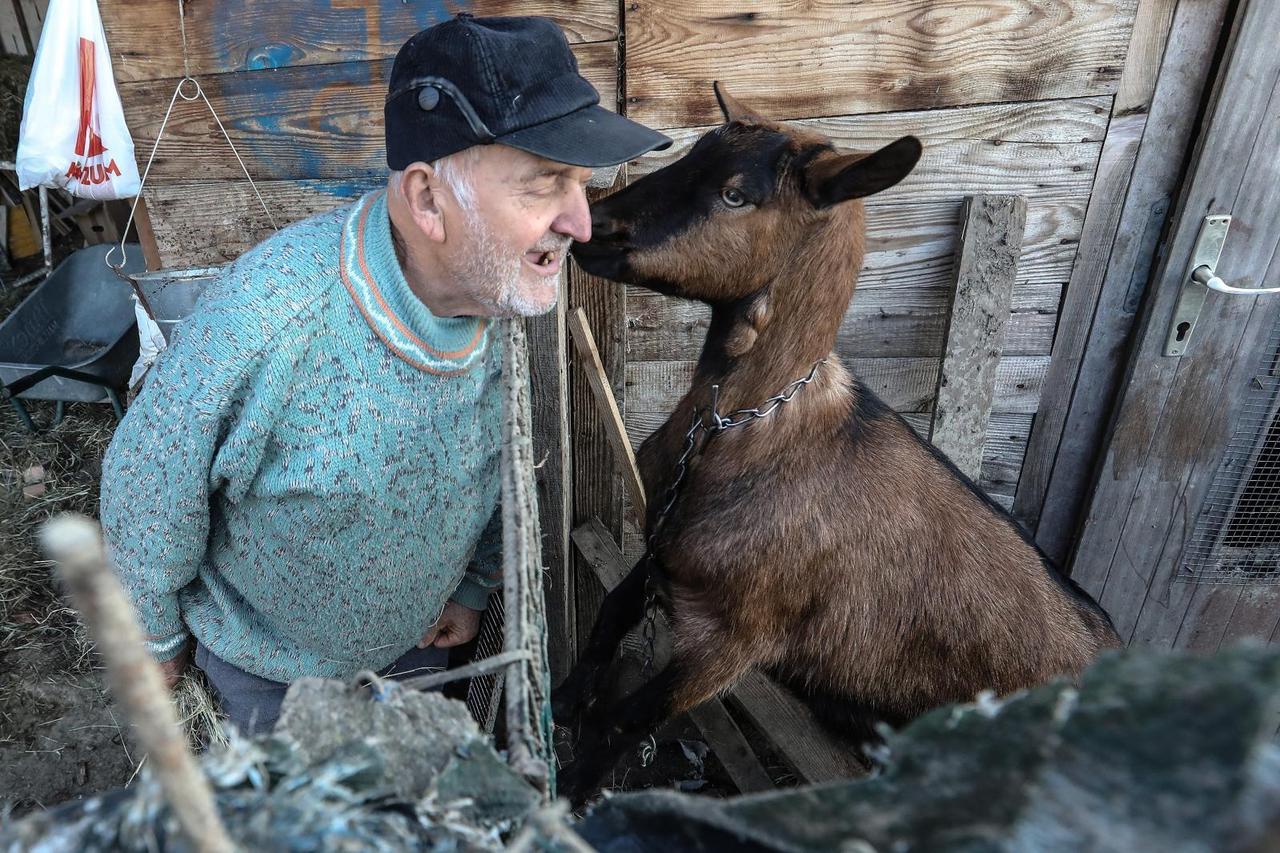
top-left (1072, 0), bottom-right (1280, 649)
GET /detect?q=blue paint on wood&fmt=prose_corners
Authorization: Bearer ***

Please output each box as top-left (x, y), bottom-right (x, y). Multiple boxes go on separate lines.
top-left (298, 178), bottom-right (384, 200)
top-left (194, 2), bottom-right (477, 181)
top-left (201, 59), bottom-right (387, 179)
top-left (244, 43), bottom-right (304, 71)
top-left (203, 1), bottom-right (473, 74)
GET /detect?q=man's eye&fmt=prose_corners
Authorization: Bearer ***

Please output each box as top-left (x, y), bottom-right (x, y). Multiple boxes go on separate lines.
top-left (721, 187), bottom-right (746, 207)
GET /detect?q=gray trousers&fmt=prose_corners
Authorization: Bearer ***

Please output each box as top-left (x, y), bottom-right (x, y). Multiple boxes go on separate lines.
top-left (194, 642), bottom-right (450, 735)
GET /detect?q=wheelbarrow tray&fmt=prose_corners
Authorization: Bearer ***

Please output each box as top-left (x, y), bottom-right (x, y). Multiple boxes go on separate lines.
top-left (0, 244), bottom-right (146, 402)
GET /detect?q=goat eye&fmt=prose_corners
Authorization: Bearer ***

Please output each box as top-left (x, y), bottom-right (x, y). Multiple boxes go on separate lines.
top-left (720, 187), bottom-right (746, 207)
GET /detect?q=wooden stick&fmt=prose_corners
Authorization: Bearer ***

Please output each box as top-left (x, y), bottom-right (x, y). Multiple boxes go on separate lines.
top-left (567, 306), bottom-right (648, 521)
top-left (132, 195), bottom-right (164, 271)
top-left (40, 515), bottom-right (235, 853)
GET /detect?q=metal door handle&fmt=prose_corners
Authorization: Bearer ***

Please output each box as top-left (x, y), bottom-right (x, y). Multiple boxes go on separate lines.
top-left (1166, 215), bottom-right (1234, 355)
top-left (1191, 264), bottom-right (1280, 295)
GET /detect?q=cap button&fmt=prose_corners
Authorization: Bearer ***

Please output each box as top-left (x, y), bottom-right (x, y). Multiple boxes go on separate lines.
top-left (456, 12), bottom-right (475, 20)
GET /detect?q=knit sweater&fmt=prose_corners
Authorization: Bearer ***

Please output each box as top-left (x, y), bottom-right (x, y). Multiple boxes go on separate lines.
top-left (100, 189), bottom-right (504, 682)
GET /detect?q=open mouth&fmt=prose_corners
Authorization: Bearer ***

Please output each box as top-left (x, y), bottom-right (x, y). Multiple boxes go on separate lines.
top-left (523, 249), bottom-right (562, 275)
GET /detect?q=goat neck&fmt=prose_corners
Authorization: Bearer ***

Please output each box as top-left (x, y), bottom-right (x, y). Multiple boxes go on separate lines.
top-left (694, 201), bottom-right (863, 418)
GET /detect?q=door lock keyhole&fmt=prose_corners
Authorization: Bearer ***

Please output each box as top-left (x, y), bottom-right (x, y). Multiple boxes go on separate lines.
top-left (1176, 321), bottom-right (1191, 342)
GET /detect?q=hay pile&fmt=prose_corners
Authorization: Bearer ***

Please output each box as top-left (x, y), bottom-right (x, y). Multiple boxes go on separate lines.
top-left (0, 399), bottom-right (112, 675)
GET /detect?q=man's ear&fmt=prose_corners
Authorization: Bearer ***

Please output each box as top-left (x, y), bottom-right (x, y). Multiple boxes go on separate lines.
top-left (397, 163), bottom-right (447, 243)
top-left (713, 81), bottom-right (767, 125)
top-left (803, 136), bottom-right (922, 209)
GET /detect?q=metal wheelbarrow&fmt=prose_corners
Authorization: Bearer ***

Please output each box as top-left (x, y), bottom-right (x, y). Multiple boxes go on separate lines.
top-left (0, 243), bottom-right (146, 431)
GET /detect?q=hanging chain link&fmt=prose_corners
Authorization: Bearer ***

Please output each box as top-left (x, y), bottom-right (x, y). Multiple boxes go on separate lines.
top-left (637, 357), bottom-right (827, 673)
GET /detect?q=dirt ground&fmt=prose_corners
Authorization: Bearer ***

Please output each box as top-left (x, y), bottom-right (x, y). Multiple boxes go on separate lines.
top-left (0, 393), bottom-right (138, 815)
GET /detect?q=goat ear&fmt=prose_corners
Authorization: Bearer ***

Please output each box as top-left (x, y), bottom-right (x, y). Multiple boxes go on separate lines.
top-left (803, 136), bottom-right (922, 209)
top-left (713, 81), bottom-right (766, 124)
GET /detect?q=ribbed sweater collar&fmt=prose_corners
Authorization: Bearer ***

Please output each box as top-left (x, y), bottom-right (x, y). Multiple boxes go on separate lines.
top-left (340, 190), bottom-right (489, 375)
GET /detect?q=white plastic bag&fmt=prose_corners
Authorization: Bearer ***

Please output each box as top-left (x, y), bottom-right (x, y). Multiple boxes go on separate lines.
top-left (16, 0), bottom-right (141, 199)
top-left (128, 294), bottom-right (166, 390)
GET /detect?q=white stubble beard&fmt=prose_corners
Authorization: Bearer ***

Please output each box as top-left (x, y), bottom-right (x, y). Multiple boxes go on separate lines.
top-left (453, 206), bottom-right (567, 318)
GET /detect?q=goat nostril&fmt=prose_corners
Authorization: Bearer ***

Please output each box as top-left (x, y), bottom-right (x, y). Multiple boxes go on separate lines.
top-left (590, 211), bottom-right (621, 238)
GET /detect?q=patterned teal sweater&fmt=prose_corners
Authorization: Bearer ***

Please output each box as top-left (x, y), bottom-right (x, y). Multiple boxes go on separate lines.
top-left (100, 190), bottom-right (504, 682)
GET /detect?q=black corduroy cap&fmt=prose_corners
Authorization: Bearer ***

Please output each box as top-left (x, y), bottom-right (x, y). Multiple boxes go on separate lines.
top-left (385, 14), bottom-right (671, 169)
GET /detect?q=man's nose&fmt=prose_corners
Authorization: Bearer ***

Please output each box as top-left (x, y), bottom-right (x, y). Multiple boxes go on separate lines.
top-left (552, 187), bottom-right (592, 243)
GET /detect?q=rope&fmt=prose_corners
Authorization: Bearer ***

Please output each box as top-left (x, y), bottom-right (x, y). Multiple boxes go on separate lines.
top-left (500, 318), bottom-right (554, 796)
top-left (178, 0), bottom-right (192, 80)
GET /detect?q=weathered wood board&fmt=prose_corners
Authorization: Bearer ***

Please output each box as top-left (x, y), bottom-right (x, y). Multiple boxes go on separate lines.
top-left (624, 356), bottom-right (1048, 417)
top-left (525, 302), bottom-right (573, 681)
top-left (632, 98), bottom-right (1109, 194)
top-left (100, 0), bottom-right (617, 81)
top-left (568, 185), bottom-right (628, 653)
top-left (929, 195), bottom-right (1026, 481)
top-left (1070, 0), bottom-right (1280, 648)
top-left (568, 307), bottom-right (647, 520)
top-left (0, 0), bottom-right (29, 55)
top-left (116, 41), bottom-right (617, 184)
top-left (624, 0), bottom-right (1138, 128)
top-left (1016, 0), bottom-right (1233, 557)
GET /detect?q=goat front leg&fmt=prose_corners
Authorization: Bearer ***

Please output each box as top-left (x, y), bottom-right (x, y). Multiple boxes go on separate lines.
top-left (557, 641), bottom-right (755, 806)
top-left (552, 556), bottom-right (653, 728)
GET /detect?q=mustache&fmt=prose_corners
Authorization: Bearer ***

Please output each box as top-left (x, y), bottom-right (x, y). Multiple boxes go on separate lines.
top-left (530, 235), bottom-right (572, 254)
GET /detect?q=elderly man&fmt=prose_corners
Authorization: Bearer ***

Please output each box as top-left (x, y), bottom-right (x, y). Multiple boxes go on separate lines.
top-left (99, 14), bottom-right (670, 733)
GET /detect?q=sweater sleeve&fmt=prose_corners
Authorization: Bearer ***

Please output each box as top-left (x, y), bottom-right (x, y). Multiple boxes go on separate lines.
top-left (449, 503), bottom-right (503, 611)
top-left (99, 274), bottom-right (301, 661)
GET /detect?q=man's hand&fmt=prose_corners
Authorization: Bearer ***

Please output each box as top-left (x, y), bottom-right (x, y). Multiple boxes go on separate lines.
top-left (419, 601), bottom-right (482, 649)
top-left (155, 639), bottom-right (191, 689)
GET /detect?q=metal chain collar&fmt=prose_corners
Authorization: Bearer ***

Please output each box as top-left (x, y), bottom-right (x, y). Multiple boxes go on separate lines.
top-left (631, 357), bottom-right (826, 767)
top-left (636, 357), bottom-right (828, 675)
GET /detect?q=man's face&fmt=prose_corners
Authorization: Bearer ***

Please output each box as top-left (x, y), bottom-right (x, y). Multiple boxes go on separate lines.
top-left (439, 145), bottom-right (593, 317)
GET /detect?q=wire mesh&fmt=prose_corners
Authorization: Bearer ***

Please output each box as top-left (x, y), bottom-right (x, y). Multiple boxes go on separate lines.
top-left (465, 593), bottom-right (506, 734)
top-left (1182, 317), bottom-right (1280, 583)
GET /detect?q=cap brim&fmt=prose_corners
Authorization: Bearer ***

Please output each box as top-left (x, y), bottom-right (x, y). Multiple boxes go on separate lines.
top-left (497, 104), bottom-right (672, 168)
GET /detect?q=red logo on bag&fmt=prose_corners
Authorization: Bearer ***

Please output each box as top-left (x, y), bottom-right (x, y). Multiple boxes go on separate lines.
top-left (64, 37), bottom-right (122, 186)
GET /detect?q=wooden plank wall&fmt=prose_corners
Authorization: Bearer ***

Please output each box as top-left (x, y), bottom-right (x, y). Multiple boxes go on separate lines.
top-left (99, 0), bottom-right (619, 269)
top-left (1016, 0), bottom-right (1232, 564)
top-left (0, 0), bottom-right (46, 56)
top-left (616, 0), bottom-right (1140, 556)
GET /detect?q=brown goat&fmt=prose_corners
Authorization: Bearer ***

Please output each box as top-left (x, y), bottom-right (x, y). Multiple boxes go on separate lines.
top-left (554, 85), bottom-right (1120, 801)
